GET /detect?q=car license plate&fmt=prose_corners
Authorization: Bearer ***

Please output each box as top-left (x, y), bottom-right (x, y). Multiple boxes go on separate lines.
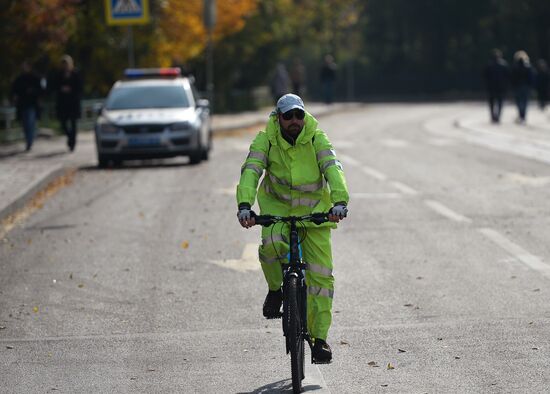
top-left (128, 137), bottom-right (160, 146)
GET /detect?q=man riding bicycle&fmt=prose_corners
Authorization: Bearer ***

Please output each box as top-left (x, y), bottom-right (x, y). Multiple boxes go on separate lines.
top-left (236, 94), bottom-right (349, 363)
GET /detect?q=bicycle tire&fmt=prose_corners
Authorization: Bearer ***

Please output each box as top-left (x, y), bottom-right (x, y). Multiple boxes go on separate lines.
top-left (287, 275), bottom-right (305, 393)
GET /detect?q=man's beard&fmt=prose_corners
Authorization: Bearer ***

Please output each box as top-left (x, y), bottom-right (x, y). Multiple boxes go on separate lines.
top-left (282, 123), bottom-right (303, 137)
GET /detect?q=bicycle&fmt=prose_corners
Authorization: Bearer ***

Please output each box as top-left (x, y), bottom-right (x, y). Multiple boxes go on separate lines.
top-left (253, 211), bottom-right (331, 394)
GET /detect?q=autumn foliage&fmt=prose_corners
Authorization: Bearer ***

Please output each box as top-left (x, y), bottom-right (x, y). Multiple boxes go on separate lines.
top-left (150, 0), bottom-right (258, 66)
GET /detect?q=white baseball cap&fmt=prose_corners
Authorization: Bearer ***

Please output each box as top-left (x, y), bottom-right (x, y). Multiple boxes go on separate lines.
top-left (276, 94), bottom-right (305, 114)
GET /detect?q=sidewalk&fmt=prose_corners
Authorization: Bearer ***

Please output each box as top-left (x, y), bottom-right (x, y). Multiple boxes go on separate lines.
top-left (0, 102), bottom-right (358, 223)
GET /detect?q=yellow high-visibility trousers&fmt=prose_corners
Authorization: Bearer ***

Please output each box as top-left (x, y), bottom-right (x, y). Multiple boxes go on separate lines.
top-left (259, 224), bottom-right (334, 341)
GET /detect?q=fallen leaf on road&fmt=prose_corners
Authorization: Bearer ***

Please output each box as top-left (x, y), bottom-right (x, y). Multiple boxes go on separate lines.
top-left (78, 284), bottom-right (84, 288)
top-left (529, 321), bottom-right (534, 325)
top-left (0, 326), bottom-right (6, 330)
top-left (367, 361), bottom-right (379, 367)
top-left (381, 384), bottom-right (388, 387)
top-left (455, 356), bottom-right (461, 359)
top-left (6, 345), bottom-right (14, 349)
top-left (69, 273), bottom-right (73, 280)
top-left (138, 212), bottom-right (144, 219)
top-left (416, 276), bottom-right (423, 280)
top-left (404, 303), bottom-right (413, 307)
top-left (147, 368), bottom-right (156, 372)
top-left (387, 363), bottom-right (395, 370)
top-left (533, 288), bottom-right (540, 292)
top-left (398, 349), bottom-right (406, 353)
top-left (340, 340), bottom-right (349, 346)
top-left (437, 338), bottom-right (443, 341)
top-left (181, 241), bottom-right (189, 249)
top-left (130, 377), bottom-right (137, 381)
top-left (33, 306), bottom-right (39, 313)
top-left (532, 347), bottom-right (539, 350)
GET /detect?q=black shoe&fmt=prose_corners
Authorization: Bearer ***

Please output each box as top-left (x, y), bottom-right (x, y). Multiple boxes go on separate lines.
top-left (263, 289), bottom-right (282, 319)
top-left (312, 339), bottom-right (332, 364)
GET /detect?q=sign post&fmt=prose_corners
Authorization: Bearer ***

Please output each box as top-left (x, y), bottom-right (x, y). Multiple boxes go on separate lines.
top-left (105, 0), bottom-right (150, 67)
top-left (204, 0), bottom-right (216, 108)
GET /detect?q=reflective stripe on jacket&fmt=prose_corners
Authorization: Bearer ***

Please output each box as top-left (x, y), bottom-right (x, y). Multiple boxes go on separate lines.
top-left (237, 112), bottom-right (349, 223)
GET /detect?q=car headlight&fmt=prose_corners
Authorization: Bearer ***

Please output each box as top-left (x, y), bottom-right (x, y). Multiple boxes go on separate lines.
top-left (169, 122), bottom-right (191, 131)
top-left (99, 123), bottom-right (119, 133)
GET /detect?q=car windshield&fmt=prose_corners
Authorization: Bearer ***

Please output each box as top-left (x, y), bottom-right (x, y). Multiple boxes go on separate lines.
top-left (105, 85), bottom-right (190, 110)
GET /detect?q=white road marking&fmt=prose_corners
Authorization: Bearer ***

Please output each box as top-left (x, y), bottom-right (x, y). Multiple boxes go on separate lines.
top-left (331, 140), bottom-right (354, 149)
top-left (380, 138), bottom-right (409, 148)
top-left (350, 192), bottom-right (402, 199)
top-left (478, 228), bottom-right (550, 278)
top-left (424, 200), bottom-right (472, 223)
top-left (426, 137), bottom-right (456, 146)
top-left (338, 154), bottom-right (388, 180)
top-left (338, 154), bottom-right (361, 167)
top-left (217, 183), bottom-right (238, 195)
top-left (361, 166), bottom-right (388, 181)
top-left (503, 172), bottom-right (550, 187)
top-left (210, 243), bottom-right (260, 272)
top-left (426, 117), bottom-right (550, 166)
top-left (303, 362), bottom-right (331, 393)
top-left (390, 181), bottom-right (419, 196)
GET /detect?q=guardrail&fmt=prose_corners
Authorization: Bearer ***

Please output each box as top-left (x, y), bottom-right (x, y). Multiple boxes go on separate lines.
top-left (0, 99), bottom-right (104, 143)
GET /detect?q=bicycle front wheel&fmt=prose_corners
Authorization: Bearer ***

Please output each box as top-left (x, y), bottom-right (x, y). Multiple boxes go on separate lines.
top-left (287, 275), bottom-right (305, 393)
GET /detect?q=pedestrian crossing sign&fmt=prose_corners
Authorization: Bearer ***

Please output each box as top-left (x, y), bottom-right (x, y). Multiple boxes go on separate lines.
top-left (105, 0), bottom-right (150, 25)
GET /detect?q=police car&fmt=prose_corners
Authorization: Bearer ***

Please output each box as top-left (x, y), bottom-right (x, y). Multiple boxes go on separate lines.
top-left (94, 68), bottom-right (211, 167)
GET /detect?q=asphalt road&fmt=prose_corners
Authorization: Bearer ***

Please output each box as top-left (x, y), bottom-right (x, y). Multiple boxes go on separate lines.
top-left (1, 103), bottom-right (550, 393)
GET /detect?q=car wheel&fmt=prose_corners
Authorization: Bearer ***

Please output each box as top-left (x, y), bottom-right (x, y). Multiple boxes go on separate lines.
top-left (97, 155), bottom-right (109, 168)
top-left (201, 131), bottom-right (212, 161)
top-left (189, 151), bottom-right (202, 165)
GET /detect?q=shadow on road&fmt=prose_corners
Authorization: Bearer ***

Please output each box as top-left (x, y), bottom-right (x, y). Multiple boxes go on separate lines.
top-left (32, 150), bottom-right (69, 159)
top-left (0, 149), bottom-right (26, 159)
top-left (237, 379), bottom-right (322, 394)
top-left (78, 159), bottom-right (196, 171)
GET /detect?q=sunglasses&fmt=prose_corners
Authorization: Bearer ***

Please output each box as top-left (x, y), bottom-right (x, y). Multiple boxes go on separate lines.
top-left (281, 109), bottom-right (305, 121)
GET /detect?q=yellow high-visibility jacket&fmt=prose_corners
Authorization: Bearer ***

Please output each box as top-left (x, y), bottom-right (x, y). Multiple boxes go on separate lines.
top-left (237, 112), bottom-right (349, 225)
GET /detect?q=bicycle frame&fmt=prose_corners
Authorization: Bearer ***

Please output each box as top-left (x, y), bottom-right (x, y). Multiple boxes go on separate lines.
top-left (283, 218), bottom-right (311, 352)
top-left (254, 212), bottom-right (330, 393)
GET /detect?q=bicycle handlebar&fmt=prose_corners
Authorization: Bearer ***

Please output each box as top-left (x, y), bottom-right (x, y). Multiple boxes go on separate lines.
top-left (252, 212), bottom-right (331, 227)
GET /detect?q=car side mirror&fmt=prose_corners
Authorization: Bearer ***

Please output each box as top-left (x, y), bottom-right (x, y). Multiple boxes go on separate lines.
top-left (197, 99), bottom-right (210, 109)
top-left (93, 103), bottom-right (104, 116)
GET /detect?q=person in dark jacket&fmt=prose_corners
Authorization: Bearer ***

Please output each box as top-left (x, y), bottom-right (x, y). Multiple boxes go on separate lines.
top-left (535, 59), bottom-right (549, 110)
top-left (51, 55), bottom-right (82, 151)
top-left (483, 49), bottom-right (509, 123)
top-left (511, 50), bottom-right (535, 123)
top-left (10, 60), bottom-right (43, 151)
top-left (320, 55), bottom-right (337, 104)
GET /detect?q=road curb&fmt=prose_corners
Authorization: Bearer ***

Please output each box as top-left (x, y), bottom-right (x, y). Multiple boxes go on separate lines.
top-left (0, 164), bottom-right (66, 224)
top-left (211, 103), bottom-right (364, 135)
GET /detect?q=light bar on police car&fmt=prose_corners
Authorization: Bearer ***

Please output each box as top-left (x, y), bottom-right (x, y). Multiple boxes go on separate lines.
top-left (124, 68), bottom-right (181, 78)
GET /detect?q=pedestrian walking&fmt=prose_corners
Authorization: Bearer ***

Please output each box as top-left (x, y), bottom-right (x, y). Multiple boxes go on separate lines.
top-left (320, 55), bottom-right (337, 104)
top-left (270, 62), bottom-right (290, 104)
top-left (535, 59), bottom-right (549, 111)
top-left (50, 55), bottom-right (82, 151)
top-left (483, 49), bottom-right (509, 123)
top-left (290, 59), bottom-right (305, 96)
top-left (10, 60), bottom-right (43, 151)
top-left (511, 50), bottom-right (535, 123)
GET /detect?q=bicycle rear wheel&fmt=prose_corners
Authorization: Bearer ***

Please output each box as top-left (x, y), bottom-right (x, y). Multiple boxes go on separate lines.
top-left (287, 275), bottom-right (305, 393)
